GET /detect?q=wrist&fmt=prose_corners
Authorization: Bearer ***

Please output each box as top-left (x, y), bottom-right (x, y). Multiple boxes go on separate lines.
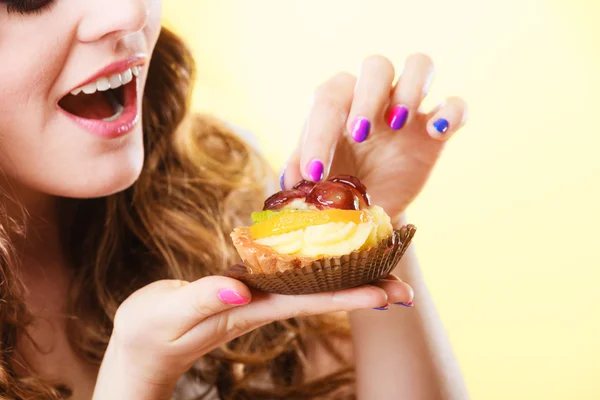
top-left (93, 338), bottom-right (179, 400)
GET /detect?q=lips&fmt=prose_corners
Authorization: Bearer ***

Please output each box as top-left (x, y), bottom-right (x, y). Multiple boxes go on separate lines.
top-left (58, 66), bottom-right (140, 121)
top-left (57, 60), bottom-right (145, 139)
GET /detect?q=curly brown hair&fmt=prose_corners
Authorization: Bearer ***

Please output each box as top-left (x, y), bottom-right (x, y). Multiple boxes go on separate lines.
top-left (0, 27), bottom-right (355, 399)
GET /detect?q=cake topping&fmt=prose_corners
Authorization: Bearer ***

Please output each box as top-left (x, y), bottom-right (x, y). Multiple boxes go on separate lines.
top-left (329, 175), bottom-right (371, 207)
top-left (292, 179), bottom-right (316, 194)
top-left (263, 175), bottom-right (370, 211)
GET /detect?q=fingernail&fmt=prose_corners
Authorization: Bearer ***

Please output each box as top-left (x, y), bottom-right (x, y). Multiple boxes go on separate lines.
top-left (279, 170), bottom-right (286, 190)
top-left (388, 105), bottom-right (409, 130)
top-left (433, 118), bottom-right (449, 134)
top-left (373, 303), bottom-right (389, 311)
top-left (218, 289), bottom-right (249, 305)
top-left (306, 159), bottom-right (324, 182)
top-left (394, 302), bottom-right (414, 307)
top-left (351, 117), bottom-right (371, 143)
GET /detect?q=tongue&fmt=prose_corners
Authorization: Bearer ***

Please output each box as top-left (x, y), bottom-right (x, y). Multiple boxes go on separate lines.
top-left (59, 90), bottom-right (118, 120)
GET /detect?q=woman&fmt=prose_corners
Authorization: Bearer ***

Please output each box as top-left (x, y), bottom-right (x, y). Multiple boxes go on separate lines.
top-left (0, 1), bottom-right (469, 399)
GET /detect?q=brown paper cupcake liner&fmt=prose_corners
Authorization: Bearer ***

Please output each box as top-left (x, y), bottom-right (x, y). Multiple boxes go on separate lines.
top-left (227, 225), bottom-right (416, 295)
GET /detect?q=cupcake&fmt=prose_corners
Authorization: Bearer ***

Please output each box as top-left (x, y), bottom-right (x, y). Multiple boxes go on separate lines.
top-left (228, 175), bottom-right (416, 295)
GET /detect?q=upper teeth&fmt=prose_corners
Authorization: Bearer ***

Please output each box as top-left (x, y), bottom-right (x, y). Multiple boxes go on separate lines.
top-left (70, 66), bottom-right (141, 96)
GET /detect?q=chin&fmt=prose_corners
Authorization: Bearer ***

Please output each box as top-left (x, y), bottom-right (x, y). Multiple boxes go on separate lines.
top-left (32, 127), bottom-right (147, 200)
top-left (70, 135), bottom-right (146, 199)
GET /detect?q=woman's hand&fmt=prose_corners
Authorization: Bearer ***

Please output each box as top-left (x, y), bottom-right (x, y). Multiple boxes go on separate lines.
top-left (92, 274), bottom-right (412, 399)
top-left (282, 53), bottom-right (468, 218)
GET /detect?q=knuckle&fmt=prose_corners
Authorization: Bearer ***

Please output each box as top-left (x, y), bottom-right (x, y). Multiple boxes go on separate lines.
top-left (165, 279), bottom-right (189, 290)
top-left (190, 302), bottom-right (213, 321)
top-left (224, 315), bottom-right (254, 340)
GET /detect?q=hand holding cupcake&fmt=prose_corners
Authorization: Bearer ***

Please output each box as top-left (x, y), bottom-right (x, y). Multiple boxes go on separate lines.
top-left (230, 175), bottom-right (416, 294)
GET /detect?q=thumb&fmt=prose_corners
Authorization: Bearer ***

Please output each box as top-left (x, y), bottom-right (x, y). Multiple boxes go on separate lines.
top-left (164, 275), bottom-right (252, 341)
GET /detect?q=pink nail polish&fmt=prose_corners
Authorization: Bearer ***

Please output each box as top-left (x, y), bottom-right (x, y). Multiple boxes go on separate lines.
top-left (388, 105), bottom-right (409, 130)
top-left (218, 289), bottom-right (249, 305)
top-left (306, 159), bottom-right (324, 182)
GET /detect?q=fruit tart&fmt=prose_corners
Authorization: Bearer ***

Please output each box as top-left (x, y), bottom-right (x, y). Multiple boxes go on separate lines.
top-left (229, 175), bottom-right (416, 295)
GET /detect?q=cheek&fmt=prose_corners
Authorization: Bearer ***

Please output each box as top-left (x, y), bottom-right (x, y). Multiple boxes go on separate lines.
top-left (146, 0), bottom-right (163, 48)
top-left (0, 19), bottom-right (72, 152)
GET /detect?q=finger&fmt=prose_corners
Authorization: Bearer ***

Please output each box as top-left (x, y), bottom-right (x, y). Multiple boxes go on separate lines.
top-left (346, 55), bottom-right (396, 142)
top-left (174, 284), bottom-right (388, 351)
top-left (387, 53), bottom-right (435, 131)
top-left (371, 278), bottom-right (414, 305)
top-left (426, 96), bottom-right (468, 140)
top-left (298, 72), bottom-right (355, 182)
top-left (166, 275), bottom-right (252, 341)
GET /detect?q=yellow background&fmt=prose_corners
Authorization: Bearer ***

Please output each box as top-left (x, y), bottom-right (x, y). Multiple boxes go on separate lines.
top-left (163, 1), bottom-right (600, 399)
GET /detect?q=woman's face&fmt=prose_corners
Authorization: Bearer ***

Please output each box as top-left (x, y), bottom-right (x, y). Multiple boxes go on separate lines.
top-left (0, 0), bottom-right (162, 199)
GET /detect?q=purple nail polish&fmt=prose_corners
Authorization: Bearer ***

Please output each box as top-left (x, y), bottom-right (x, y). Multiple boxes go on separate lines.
top-left (394, 302), bottom-right (414, 307)
top-left (306, 159), bottom-right (324, 182)
top-left (388, 105), bottom-right (409, 130)
top-left (373, 304), bottom-right (389, 311)
top-left (351, 117), bottom-right (371, 143)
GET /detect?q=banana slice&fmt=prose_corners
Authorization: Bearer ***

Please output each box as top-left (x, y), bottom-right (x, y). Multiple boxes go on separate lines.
top-left (367, 206), bottom-right (393, 241)
top-left (255, 228), bottom-right (304, 247)
top-left (300, 222), bottom-right (375, 257)
top-left (304, 222), bottom-right (357, 246)
top-left (272, 240), bottom-right (303, 255)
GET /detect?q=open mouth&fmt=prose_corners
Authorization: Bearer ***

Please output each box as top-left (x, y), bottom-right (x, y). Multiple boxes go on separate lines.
top-left (58, 66), bottom-right (140, 122)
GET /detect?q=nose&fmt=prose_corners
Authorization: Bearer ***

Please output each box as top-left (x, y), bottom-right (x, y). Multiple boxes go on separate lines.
top-left (77, 0), bottom-right (149, 43)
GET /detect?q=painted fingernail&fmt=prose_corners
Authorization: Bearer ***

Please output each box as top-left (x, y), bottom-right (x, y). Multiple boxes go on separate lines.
top-left (279, 170), bottom-right (286, 190)
top-left (218, 289), bottom-right (249, 305)
top-left (394, 302), bottom-right (414, 307)
top-left (433, 118), bottom-right (449, 134)
top-left (351, 117), bottom-right (371, 143)
top-left (306, 159), bottom-right (324, 182)
top-left (373, 303), bottom-right (390, 310)
top-left (388, 105), bottom-right (409, 130)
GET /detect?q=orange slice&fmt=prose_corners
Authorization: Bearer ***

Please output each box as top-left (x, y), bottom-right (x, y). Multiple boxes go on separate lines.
top-left (250, 209), bottom-right (372, 239)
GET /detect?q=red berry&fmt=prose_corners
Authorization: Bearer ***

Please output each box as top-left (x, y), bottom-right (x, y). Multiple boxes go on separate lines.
top-left (328, 175), bottom-right (371, 207)
top-left (292, 179), bottom-right (316, 195)
top-left (305, 181), bottom-right (360, 210)
top-left (263, 189), bottom-right (305, 210)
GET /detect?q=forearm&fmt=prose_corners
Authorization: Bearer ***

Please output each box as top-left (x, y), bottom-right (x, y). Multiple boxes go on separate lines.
top-left (349, 216), bottom-right (469, 400)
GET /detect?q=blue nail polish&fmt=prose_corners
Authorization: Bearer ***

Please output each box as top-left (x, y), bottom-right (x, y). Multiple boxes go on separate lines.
top-left (433, 118), bottom-right (449, 134)
top-left (394, 302), bottom-right (414, 307)
top-left (279, 171), bottom-right (286, 190)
